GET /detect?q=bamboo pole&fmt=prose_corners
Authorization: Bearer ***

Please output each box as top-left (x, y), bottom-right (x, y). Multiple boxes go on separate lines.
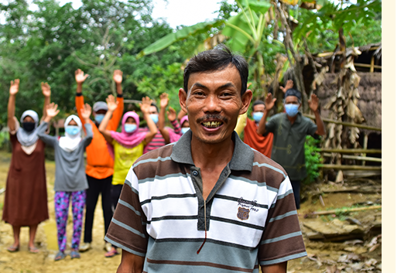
top-left (370, 56), bottom-right (375, 72)
top-left (318, 164), bottom-right (381, 170)
top-left (319, 148), bottom-right (381, 154)
top-left (362, 134), bottom-right (369, 166)
top-left (322, 153), bottom-right (382, 162)
top-left (304, 114), bottom-right (382, 131)
top-left (313, 205), bottom-right (381, 215)
top-left (354, 63), bottom-right (381, 69)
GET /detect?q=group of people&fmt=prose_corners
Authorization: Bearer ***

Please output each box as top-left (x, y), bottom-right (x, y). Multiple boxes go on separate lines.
top-left (2, 44), bottom-right (325, 272)
top-left (2, 69), bottom-right (190, 261)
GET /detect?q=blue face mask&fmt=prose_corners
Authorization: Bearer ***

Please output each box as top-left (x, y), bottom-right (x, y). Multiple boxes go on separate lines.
top-left (124, 124), bottom-right (137, 133)
top-left (252, 112), bottom-right (263, 122)
top-left (181, 127), bottom-right (190, 135)
top-left (150, 114), bottom-right (159, 124)
top-left (94, 114), bottom-right (105, 124)
top-left (284, 104), bottom-right (299, 117)
top-left (66, 126), bottom-right (80, 136)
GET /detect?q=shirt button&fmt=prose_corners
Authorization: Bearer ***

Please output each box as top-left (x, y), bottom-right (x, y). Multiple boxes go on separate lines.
top-left (192, 170), bottom-right (198, 176)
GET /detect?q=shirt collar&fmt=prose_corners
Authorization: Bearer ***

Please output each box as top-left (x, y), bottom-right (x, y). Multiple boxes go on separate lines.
top-left (171, 129), bottom-right (253, 172)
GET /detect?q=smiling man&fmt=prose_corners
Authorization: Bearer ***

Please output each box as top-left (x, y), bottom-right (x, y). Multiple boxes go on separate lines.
top-left (105, 45), bottom-right (307, 273)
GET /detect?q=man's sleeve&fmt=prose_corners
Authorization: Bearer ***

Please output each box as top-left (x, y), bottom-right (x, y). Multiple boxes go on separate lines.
top-left (258, 176), bottom-right (307, 266)
top-left (305, 117), bottom-right (318, 136)
top-left (264, 115), bottom-right (278, 135)
top-left (107, 97), bottom-right (124, 131)
top-left (105, 168), bottom-right (148, 257)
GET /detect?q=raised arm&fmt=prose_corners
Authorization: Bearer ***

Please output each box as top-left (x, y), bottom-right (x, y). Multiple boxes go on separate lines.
top-left (41, 82), bottom-right (51, 122)
top-left (38, 103), bottom-right (60, 146)
top-left (140, 97), bottom-right (157, 145)
top-left (168, 107), bottom-right (181, 134)
top-left (177, 107), bottom-right (187, 122)
top-left (98, 95), bottom-right (118, 144)
top-left (308, 93), bottom-right (325, 136)
top-left (7, 79), bottom-right (19, 132)
top-left (257, 93), bottom-right (276, 136)
top-left (107, 69), bottom-right (125, 131)
top-left (80, 103), bottom-right (94, 146)
top-left (279, 79), bottom-right (293, 94)
top-left (158, 93), bottom-right (170, 143)
top-left (74, 69), bottom-right (89, 128)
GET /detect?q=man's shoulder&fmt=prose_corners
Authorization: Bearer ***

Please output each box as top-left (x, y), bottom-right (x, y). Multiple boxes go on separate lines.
top-left (249, 148), bottom-right (288, 183)
top-left (133, 143), bottom-right (174, 165)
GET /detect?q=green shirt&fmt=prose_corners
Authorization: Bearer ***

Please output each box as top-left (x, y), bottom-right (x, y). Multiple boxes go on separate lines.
top-left (265, 112), bottom-right (317, 180)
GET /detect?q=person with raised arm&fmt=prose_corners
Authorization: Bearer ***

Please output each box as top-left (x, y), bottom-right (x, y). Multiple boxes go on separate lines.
top-left (98, 95), bottom-right (157, 257)
top-left (2, 80), bottom-right (50, 254)
top-left (257, 81), bottom-right (326, 209)
top-left (37, 102), bottom-right (93, 261)
top-left (157, 92), bottom-right (186, 143)
top-left (74, 69), bottom-right (124, 255)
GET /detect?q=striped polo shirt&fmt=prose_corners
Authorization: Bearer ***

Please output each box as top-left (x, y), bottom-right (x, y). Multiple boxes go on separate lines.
top-left (105, 130), bottom-right (307, 272)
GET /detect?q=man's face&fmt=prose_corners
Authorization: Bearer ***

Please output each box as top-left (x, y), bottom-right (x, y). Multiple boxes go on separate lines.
top-left (179, 64), bottom-right (252, 144)
top-left (252, 104), bottom-right (265, 113)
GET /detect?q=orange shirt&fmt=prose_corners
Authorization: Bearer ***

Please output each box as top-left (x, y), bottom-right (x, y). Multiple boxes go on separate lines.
top-left (76, 95), bottom-right (124, 179)
top-left (243, 118), bottom-right (274, 158)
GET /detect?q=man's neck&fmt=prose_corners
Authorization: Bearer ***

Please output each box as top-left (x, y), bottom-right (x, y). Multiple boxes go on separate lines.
top-left (286, 113), bottom-right (298, 124)
top-left (190, 135), bottom-right (234, 170)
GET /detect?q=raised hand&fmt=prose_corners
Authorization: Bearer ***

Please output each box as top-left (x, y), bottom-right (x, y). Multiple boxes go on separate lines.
top-left (106, 94), bottom-right (118, 112)
top-left (160, 93), bottom-right (169, 109)
top-left (75, 69), bottom-right (89, 84)
top-left (308, 93), bottom-right (319, 112)
top-left (167, 106), bottom-right (176, 122)
top-left (46, 103), bottom-right (60, 120)
top-left (41, 82), bottom-right (51, 97)
top-left (9, 79), bottom-right (20, 96)
top-left (139, 96), bottom-right (153, 114)
top-left (265, 93), bottom-right (277, 111)
top-left (113, 70), bottom-right (123, 84)
top-left (280, 79), bottom-right (294, 94)
top-left (81, 103), bottom-right (92, 121)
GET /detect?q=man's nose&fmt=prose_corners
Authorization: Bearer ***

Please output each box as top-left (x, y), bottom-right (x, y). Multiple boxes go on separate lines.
top-left (204, 94), bottom-right (221, 113)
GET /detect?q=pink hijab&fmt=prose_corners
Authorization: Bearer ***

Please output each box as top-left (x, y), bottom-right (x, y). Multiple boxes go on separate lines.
top-left (107, 111), bottom-right (147, 158)
top-left (168, 115), bottom-right (189, 143)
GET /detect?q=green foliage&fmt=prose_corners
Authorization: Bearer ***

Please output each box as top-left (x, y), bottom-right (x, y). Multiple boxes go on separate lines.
top-left (292, 0), bottom-right (382, 53)
top-left (0, 131), bottom-right (10, 151)
top-left (303, 135), bottom-right (323, 185)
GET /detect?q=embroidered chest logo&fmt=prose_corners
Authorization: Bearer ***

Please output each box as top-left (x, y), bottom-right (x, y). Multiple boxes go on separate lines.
top-left (237, 198), bottom-right (259, 221)
top-left (237, 207), bottom-right (250, 220)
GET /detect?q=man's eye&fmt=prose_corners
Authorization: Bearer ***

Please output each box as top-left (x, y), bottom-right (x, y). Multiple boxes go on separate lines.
top-left (221, 92), bottom-right (232, 97)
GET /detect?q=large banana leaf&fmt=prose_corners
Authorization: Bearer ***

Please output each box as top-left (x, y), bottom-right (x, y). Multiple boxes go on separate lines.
top-left (136, 20), bottom-right (224, 58)
top-left (236, 0), bottom-right (271, 14)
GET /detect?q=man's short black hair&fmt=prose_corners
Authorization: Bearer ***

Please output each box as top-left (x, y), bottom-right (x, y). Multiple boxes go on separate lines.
top-left (183, 44), bottom-right (248, 95)
top-left (252, 100), bottom-right (265, 111)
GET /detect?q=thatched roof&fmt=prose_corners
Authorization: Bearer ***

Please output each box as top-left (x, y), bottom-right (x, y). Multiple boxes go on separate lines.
top-left (316, 72), bottom-right (381, 131)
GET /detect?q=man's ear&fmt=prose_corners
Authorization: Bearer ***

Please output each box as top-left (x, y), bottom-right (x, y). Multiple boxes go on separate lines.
top-left (239, 89), bottom-right (253, 115)
top-left (179, 88), bottom-right (188, 113)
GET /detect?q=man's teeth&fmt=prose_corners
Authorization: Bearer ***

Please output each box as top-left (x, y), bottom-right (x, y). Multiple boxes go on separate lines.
top-left (202, 121), bottom-right (222, 128)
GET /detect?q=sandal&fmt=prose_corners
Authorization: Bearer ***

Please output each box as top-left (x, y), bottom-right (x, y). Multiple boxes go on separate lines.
top-left (29, 246), bottom-right (39, 254)
top-left (71, 250), bottom-right (81, 259)
top-left (54, 251), bottom-right (66, 261)
top-left (104, 247), bottom-right (119, 258)
top-left (7, 244), bottom-right (19, 252)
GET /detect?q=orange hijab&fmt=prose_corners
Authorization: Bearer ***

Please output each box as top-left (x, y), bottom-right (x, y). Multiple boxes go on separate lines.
top-left (243, 118), bottom-right (273, 157)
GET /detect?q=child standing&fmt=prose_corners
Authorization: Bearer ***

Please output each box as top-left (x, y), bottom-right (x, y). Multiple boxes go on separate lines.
top-left (37, 103), bottom-right (93, 261)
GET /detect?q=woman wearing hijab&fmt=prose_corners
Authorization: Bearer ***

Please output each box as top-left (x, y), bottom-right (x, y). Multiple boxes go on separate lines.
top-left (3, 80), bottom-right (51, 253)
top-left (99, 95), bottom-right (157, 257)
top-left (37, 103), bottom-right (93, 261)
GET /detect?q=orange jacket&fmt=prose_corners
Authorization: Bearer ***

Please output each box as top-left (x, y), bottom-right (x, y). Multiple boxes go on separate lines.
top-left (76, 95), bottom-right (124, 179)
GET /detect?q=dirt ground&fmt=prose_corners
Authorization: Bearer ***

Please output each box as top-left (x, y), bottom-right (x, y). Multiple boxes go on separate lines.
top-left (0, 151), bottom-right (382, 272)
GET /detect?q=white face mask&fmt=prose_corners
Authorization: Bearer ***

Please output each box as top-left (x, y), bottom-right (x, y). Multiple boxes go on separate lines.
top-left (181, 127), bottom-right (190, 135)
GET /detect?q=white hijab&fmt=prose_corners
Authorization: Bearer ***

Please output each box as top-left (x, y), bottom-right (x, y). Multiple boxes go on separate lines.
top-left (16, 110), bottom-right (40, 147)
top-left (59, 115), bottom-right (82, 152)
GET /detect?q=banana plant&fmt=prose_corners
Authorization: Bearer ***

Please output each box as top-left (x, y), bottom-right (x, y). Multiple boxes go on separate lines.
top-left (135, 0), bottom-right (279, 97)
